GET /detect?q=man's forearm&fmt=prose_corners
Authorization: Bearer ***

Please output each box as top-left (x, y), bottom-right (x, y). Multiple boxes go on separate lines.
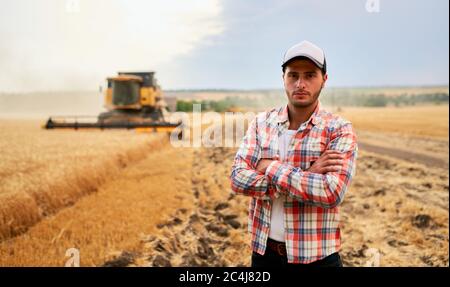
top-left (230, 157), bottom-right (273, 199)
top-left (264, 160), bottom-right (355, 208)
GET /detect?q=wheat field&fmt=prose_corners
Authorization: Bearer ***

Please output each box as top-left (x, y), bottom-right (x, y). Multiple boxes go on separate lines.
top-left (0, 119), bottom-right (166, 241)
top-left (336, 104), bottom-right (449, 139)
top-left (0, 104), bottom-right (448, 266)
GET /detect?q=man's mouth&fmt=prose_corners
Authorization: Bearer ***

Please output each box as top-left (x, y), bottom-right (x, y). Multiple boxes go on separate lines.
top-left (293, 91), bottom-right (309, 96)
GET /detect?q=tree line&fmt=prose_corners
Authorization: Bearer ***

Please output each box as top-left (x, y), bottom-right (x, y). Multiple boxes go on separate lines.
top-left (176, 92), bottom-right (449, 112)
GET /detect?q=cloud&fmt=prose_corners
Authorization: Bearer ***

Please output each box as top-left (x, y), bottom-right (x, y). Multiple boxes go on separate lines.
top-left (0, 0), bottom-right (224, 92)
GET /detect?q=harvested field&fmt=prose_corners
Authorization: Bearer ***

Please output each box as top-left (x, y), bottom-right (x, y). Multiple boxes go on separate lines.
top-left (0, 104), bottom-right (448, 266)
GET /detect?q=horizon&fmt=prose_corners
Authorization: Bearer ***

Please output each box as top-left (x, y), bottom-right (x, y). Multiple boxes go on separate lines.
top-left (1, 84), bottom-right (449, 95)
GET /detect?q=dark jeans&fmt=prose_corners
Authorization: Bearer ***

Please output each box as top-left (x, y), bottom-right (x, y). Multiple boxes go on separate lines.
top-left (251, 244), bottom-right (343, 268)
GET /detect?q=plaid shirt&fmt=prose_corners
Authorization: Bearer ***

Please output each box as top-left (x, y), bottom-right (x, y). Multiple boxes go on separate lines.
top-left (230, 102), bottom-right (358, 264)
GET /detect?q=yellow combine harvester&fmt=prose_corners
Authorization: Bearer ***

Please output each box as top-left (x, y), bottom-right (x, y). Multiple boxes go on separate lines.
top-left (44, 71), bottom-right (181, 134)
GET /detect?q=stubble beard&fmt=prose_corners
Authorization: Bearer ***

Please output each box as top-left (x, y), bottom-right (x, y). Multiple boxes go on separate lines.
top-left (288, 87), bottom-right (322, 109)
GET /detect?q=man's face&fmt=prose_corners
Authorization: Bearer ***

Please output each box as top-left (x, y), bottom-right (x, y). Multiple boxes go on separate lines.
top-left (283, 58), bottom-right (327, 109)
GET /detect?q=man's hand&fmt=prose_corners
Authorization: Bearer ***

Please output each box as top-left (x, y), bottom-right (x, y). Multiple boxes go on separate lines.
top-left (308, 150), bottom-right (345, 174)
top-left (256, 158), bottom-right (276, 174)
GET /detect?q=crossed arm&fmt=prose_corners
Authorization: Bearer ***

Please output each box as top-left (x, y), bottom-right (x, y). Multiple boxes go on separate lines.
top-left (230, 118), bottom-right (357, 209)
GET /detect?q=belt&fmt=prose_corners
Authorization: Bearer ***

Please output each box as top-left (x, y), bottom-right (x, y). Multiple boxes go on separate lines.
top-left (266, 238), bottom-right (286, 256)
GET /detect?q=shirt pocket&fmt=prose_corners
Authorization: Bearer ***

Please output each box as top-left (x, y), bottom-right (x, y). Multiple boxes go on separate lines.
top-left (294, 137), bottom-right (325, 170)
top-left (259, 131), bottom-right (279, 159)
top-left (261, 146), bottom-right (277, 159)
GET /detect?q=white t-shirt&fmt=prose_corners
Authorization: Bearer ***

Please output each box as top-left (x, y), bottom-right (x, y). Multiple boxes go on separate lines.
top-left (268, 129), bottom-right (297, 242)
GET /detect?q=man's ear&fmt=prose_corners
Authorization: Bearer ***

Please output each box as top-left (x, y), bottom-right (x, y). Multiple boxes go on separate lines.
top-left (322, 73), bottom-right (328, 88)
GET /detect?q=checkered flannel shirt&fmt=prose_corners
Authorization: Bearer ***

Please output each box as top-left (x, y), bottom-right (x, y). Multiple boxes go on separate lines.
top-left (230, 102), bottom-right (358, 263)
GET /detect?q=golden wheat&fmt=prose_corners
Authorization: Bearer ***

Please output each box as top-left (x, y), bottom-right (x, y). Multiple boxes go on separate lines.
top-left (0, 104), bottom-right (448, 267)
top-left (335, 105), bottom-right (449, 139)
top-left (0, 119), bottom-right (166, 241)
top-left (0, 144), bottom-right (195, 266)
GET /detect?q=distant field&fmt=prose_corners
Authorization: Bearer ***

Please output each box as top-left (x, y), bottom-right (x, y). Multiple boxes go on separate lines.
top-left (2, 86), bottom-right (446, 117)
top-left (336, 105), bottom-right (449, 139)
top-left (165, 86), bottom-right (449, 100)
top-left (324, 86), bottom-right (449, 97)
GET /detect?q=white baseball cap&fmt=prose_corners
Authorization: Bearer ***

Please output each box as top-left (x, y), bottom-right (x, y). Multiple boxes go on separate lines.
top-left (282, 40), bottom-right (326, 73)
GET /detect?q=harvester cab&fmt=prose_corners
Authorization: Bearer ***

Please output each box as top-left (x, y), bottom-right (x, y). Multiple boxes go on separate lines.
top-left (44, 71), bottom-right (181, 135)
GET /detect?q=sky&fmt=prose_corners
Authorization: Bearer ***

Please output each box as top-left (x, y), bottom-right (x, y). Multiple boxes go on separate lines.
top-left (0, 0), bottom-right (448, 92)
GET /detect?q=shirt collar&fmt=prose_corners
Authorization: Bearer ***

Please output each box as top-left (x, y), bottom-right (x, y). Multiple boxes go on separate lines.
top-left (277, 101), bottom-right (322, 126)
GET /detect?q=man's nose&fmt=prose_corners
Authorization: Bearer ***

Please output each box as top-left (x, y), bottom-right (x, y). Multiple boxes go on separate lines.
top-left (295, 77), bottom-right (306, 89)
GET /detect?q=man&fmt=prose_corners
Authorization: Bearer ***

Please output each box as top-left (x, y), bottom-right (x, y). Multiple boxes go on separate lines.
top-left (230, 41), bottom-right (357, 267)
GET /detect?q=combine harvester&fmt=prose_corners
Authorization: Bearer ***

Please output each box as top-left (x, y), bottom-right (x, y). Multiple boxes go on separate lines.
top-left (44, 71), bottom-right (182, 136)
